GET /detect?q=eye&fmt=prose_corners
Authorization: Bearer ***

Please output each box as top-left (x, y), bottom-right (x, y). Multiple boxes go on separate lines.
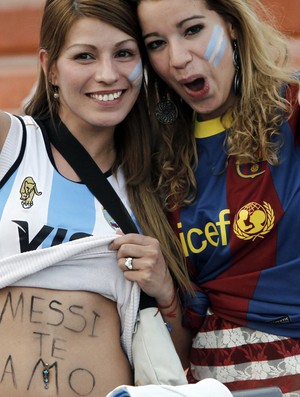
top-left (145, 39), bottom-right (165, 51)
top-left (74, 52), bottom-right (95, 61)
top-left (185, 24), bottom-right (204, 37)
top-left (116, 49), bottom-right (135, 58)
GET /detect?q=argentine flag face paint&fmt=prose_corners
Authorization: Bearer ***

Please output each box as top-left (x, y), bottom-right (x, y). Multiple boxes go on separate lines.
top-left (128, 60), bottom-right (143, 89)
top-left (204, 24), bottom-right (228, 67)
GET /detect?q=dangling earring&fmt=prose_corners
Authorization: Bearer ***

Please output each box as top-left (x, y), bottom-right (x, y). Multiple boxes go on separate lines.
top-left (232, 40), bottom-right (242, 96)
top-left (154, 79), bottom-right (178, 124)
top-left (53, 86), bottom-right (59, 100)
top-left (155, 97), bottom-right (178, 124)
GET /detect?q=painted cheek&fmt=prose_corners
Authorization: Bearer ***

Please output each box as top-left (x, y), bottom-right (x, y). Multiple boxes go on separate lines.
top-left (128, 60), bottom-right (143, 89)
top-left (204, 24), bottom-right (228, 67)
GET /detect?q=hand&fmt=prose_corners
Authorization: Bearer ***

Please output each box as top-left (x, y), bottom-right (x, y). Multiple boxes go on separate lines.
top-left (109, 233), bottom-right (175, 304)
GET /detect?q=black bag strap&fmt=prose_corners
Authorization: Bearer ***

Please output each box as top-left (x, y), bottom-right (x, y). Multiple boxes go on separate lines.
top-left (36, 117), bottom-right (155, 309)
top-left (37, 117), bottom-right (138, 234)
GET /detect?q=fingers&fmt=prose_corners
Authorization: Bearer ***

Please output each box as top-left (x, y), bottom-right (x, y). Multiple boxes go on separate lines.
top-left (124, 257), bottom-right (135, 271)
top-left (109, 233), bottom-right (155, 250)
top-left (109, 233), bottom-right (171, 299)
top-left (110, 234), bottom-right (161, 265)
top-left (122, 256), bottom-right (147, 273)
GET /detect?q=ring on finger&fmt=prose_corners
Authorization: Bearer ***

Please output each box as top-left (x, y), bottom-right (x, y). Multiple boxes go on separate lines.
top-left (124, 257), bottom-right (134, 271)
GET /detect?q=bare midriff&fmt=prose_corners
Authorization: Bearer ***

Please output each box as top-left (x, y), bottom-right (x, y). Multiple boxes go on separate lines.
top-left (0, 286), bottom-right (132, 397)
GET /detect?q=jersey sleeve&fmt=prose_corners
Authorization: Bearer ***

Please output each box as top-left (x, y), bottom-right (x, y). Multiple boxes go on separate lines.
top-left (0, 114), bottom-right (26, 184)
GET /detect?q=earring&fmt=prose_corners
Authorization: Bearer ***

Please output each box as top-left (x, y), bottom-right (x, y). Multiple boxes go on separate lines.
top-left (53, 86), bottom-right (59, 100)
top-left (232, 40), bottom-right (242, 96)
top-left (155, 97), bottom-right (178, 124)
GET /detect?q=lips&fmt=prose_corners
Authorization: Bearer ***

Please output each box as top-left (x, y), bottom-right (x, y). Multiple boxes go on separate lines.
top-left (180, 76), bottom-right (209, 98)
top-left (184, 77), bottom-right (205, 92)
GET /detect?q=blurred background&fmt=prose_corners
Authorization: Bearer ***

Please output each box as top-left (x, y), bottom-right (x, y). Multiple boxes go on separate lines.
top-left (0, 0), bottom-right (299, 114)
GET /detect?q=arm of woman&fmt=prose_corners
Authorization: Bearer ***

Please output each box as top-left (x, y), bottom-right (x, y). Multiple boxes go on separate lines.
top-left (109, 233), bottom-right (192, 368)
top-left (156, 284), bottom-right (193, 370)
top-left (0, 111), bottom-right (11, 151)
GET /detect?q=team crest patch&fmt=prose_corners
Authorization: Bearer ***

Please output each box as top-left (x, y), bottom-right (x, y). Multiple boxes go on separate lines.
top-left (233, 201), bottom-right (274, 241)
top-left (19, 177), bottom-right (42, 209)
top-left (236, 162), bottom-right (265, 178)
top-left (102, 208), bottom-right (121, 231)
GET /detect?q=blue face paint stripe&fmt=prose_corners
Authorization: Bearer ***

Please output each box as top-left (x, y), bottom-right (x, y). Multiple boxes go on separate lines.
top-left (128, 60), bottom-right (143, 82)
top-left (204, 25), bottom-right (222, 61)
top-left (213, 35), bottom-right (227, 67)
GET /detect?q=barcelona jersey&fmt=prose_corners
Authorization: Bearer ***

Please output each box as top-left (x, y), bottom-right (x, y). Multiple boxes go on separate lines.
top-left (172, 83), bottom-right (300, 337)
top-left (170, 81), bottom-right (300, 393)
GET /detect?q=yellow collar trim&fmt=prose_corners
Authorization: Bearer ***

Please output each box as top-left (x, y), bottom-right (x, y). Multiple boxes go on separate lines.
top-left (194, 113), bottom-right (232, 138)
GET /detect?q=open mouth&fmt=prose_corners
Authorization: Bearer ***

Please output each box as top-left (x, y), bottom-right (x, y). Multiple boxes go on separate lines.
top-left (184, 78), bottom-right (205, 92)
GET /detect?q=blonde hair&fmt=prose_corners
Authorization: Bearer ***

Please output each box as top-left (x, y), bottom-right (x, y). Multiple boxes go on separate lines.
top-left (216, 0), bottom-right (298, 165)
top-left (136, 0), bottom-right (299, 210)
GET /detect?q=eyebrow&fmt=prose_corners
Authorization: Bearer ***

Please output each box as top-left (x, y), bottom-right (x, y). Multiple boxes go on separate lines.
top-left (67, 38), bottom-right (137, 50)
top-left (143, 15), bottom-right (204, 40)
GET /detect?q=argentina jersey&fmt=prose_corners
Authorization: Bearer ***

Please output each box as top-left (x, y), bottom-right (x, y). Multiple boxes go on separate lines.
top-left (0, 115), bottom-right (132, 258)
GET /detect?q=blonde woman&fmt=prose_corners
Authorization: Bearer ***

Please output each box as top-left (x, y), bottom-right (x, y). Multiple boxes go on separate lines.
top-left (129, 0), bottom-right (300, 394)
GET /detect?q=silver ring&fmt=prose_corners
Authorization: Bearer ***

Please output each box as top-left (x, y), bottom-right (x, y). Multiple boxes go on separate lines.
top-left (124, 257), bottom-right (134, 270)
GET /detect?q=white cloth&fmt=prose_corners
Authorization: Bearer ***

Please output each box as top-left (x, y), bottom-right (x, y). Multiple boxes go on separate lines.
top-left (106, 379), bottom-right (233, 397)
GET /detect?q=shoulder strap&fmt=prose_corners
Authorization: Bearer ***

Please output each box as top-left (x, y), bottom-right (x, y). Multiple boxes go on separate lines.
top-left (36, 118), bottom-right (138, 234)
top-left (35, 117), bottom-right (156, 309)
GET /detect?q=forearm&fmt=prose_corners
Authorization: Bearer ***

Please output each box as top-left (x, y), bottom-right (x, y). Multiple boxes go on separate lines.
top-left (156, 286), bottom-right (192, 370)
top-left (108, 233), bottom-right (193, 368)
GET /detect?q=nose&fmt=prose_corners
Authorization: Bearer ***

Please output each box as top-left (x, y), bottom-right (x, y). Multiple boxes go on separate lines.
top-left (95, 56), bottom-right (119, 84)
top-left (169, 40), bottom-right (192, 69)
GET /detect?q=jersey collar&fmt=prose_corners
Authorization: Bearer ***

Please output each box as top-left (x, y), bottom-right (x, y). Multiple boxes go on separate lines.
top-left (194, 113), bottom-right (232, 138)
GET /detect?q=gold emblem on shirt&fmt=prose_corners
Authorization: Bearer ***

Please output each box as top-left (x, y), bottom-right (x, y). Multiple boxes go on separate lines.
top-left (19, 176), bottom-right (42, 209)
top-left (236, 162), bottom-right (265, 178)
top-left (233, 201), bottom-right (274, 241)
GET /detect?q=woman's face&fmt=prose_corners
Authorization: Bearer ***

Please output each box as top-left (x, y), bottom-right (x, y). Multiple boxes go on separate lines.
top-left (42, 17), bottom-right (143, 133)
top-left (138, 0), bottom-right (237, 120)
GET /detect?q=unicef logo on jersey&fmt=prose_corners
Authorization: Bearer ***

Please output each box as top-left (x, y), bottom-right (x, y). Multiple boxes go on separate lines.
top-left (233, 201), bottom-right (274, 241)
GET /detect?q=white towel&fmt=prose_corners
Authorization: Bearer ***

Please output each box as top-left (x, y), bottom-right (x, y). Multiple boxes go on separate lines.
top-left (106, 379), bottom-right (233, 397)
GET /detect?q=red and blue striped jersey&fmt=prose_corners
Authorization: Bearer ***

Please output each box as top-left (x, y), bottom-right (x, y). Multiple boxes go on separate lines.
top-left (173, 82), bottom-right (300, 338)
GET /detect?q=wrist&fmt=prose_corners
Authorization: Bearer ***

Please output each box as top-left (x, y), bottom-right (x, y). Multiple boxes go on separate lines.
top-left (156, 286), bottom-right (179, 319)
top-left (156, 277), bottom-right (177, 307)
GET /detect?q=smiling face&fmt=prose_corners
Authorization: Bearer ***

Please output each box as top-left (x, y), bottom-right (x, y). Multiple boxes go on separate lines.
top-left (138, 0), bottom-right (236, 120)
top-left (42, 17), bottom-right (143, 134)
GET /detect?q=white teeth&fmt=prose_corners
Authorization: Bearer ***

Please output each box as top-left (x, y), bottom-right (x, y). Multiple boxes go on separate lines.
top-left (90, 91), bottom-right (122, 102)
